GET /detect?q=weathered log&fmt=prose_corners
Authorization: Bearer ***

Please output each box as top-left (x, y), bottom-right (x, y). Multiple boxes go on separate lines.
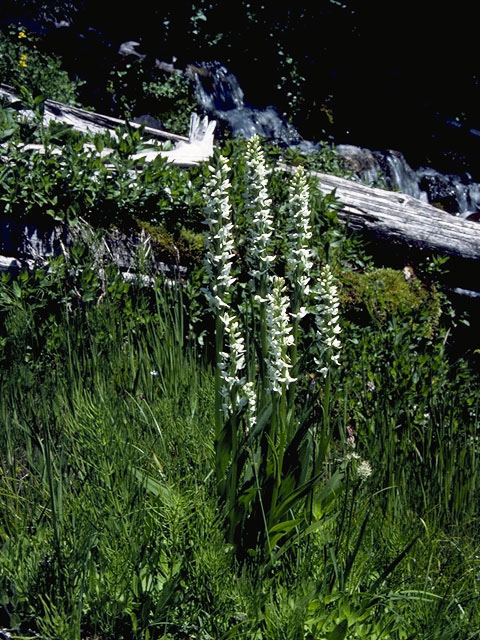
top-left (0, 82), bottom-right (185, 142)
top-left (309, 171), bottom-right (480, 259)
top-left (303, 169), bottom-right (480, 293)
top-left (0, 83), bottom-right (216, 166)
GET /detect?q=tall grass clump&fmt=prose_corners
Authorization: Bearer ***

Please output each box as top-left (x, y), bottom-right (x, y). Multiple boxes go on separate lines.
top-left (0, 255), bottom-right (234, 639)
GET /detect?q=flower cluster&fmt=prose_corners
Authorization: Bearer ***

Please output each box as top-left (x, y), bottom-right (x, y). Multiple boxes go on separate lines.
top-left (202, 155), bottom-right (236, 311)
top-left (217, 306), bottom-right (257, 431)
top-left (357, 460), bottom-right (373, 480)
top-left (203, 155), bottom-right (256, 431)
top-left (265, 276), bottom-right (296, 393)
top-left (343, 426), bottom-right (372, 480)
top-left (285, 166), bottom-right (314, 309)
top-left (313, 264), bottom-right (341, 377)
top-left (218, 313), bottom-right (244, 402)
top-left (243, 135), bottom-right (275, 287)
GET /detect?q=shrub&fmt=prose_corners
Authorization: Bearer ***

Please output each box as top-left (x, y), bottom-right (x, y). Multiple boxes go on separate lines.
top-left (0, 26), bottom-right (80, 104)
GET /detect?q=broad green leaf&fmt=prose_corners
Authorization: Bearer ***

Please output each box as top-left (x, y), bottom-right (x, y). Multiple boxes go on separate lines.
top-left (326, 618), bottom-right (348, 640)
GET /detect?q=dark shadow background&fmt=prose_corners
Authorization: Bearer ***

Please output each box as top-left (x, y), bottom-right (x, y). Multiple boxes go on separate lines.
top-left (2, 1), bottom-right (479, 178)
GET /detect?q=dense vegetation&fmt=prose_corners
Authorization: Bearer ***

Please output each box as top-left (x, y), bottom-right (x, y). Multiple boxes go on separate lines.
top-left (0, 24), bottom-right (480, 640)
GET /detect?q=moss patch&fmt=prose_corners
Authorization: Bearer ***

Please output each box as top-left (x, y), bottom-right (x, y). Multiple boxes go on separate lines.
top-left (340, 267), bottom-right (442, 336)
top-left (137, 221), bottom-right (205, 268)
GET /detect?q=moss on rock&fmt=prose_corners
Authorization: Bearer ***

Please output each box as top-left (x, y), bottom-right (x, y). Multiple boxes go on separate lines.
top-left (340, 267), bottom-right (442, 337)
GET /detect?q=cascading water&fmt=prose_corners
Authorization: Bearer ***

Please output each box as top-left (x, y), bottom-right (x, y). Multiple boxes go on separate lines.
top-left (192, 60), bottom-right (308, 147)
top-left (191, 61), bottom-right (480, 221)
top-left (336, 144), bottom-right (480, 220)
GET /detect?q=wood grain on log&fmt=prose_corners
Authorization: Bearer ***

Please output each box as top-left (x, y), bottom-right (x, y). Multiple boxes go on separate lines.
top-left (304, 169), bottom-right (480, 293)
top-left (309, 170), bottom-right (480, 262)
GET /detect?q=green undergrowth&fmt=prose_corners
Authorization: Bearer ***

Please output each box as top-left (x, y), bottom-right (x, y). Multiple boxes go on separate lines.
top-left (0, 227), bottom-right (478, 638)
top-left (340, 267), bottom-right (442, 336)
top-left (0, 26), bottom-right (81, 104)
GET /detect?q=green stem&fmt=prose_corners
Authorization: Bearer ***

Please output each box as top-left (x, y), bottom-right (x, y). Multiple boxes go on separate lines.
top-left (267, 389), bottom-right (287, 534)
top-left (287, 316), bottom-right (299, 427)
top-left (227, 409), bottom-right (239, 544)
top-left (258, 278), bottom-right (268, 406)
top-left (214, 312), bottom-right (225, 489)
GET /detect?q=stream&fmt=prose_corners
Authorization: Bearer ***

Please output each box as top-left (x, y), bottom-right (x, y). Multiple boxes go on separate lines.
top-left (193, 60), bottom-right (480, 222)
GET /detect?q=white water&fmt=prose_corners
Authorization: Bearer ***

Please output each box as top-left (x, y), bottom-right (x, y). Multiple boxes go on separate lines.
top-left (192, 61), bottom-right (480, 220)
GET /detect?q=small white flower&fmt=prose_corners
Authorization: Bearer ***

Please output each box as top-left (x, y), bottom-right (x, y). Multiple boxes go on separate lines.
top-left (345, 451), bottom-right (360, 461)
top-left (243, 380), bottom-right (257, 435)
top-left (357, 460), bottom-right (372, 480)
top-left (150, 370), bottom-right (159, 376)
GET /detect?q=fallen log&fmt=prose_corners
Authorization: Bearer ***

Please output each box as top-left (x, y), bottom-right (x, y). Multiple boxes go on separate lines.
top-left (0, 82), bottom-right (186, 142)
top-left (0, 83), bottom-right (216, 166)
top-left (305, 169), bottom-right (480, 294)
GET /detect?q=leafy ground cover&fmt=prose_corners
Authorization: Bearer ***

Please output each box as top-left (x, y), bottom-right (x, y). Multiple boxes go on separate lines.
top-left (0, 26), bottom-right (480, 640)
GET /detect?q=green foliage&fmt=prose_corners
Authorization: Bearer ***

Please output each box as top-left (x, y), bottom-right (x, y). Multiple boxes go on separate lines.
top-left (0, 220), bottom-right (479, 638)
top-left (0, 103), bottom-right (205, 228)
top-left (278, 141), bottom-right (350, 178)
top-left (107, 55), bottom-right (197, 135)
top-left (0, 26), bottom-right (80, 104)
top-left (0, 82), bottom-right (479, 639)
top-left (137, 223), bottom-right (205, 269)
top-left (142, 71), bottom-right (196, 135)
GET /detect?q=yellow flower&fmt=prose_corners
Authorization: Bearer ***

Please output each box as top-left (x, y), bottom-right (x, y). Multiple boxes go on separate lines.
top-left (19, 54), bottom-right (28, 68)
top-left (18, 31), bottom-right (26, 39)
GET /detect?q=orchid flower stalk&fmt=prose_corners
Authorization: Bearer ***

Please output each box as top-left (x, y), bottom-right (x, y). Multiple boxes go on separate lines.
top-left (202, 154), bottom-right (237, 485)
top-left (202, 154), bottom-right (236, 314)
top-left (243, 135), bottom-right (276, 291)
top-left (218, 308), bottom-right (256, 433)
top-left (243, 135), bottom-right (277, 391)
top-left (203, 153), bottom-right (256, 498)
top-left (284, 165), bottom-right (315, 397)
top-left (285, 165), bottom-right (314, 312)
top-left (265, 276), bottom-right (296, 395)
top-left (313, 263), bottom-right (342, 378)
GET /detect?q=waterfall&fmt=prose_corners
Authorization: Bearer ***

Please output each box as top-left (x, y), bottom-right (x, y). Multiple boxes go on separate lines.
top-left (191, 62), bottom-right (480, 221)
top-left (192, 60), bottom-right (304, 146)
top-left (336, 144), bottom-right (480, 220)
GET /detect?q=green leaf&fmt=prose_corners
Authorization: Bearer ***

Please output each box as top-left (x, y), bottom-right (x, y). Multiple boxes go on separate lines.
top-left (368, 536), bottom-right (419, 599)
top-left (0, 127), bottom-right (17, 141)
top-left (132, 467), bottom-right (174, 503)
top-left (268, 518), bottom-right (303, 534)
top-left (269, 518), bottom-right (303, 549)
top-left (326, 618), bottom-right (348, 640)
